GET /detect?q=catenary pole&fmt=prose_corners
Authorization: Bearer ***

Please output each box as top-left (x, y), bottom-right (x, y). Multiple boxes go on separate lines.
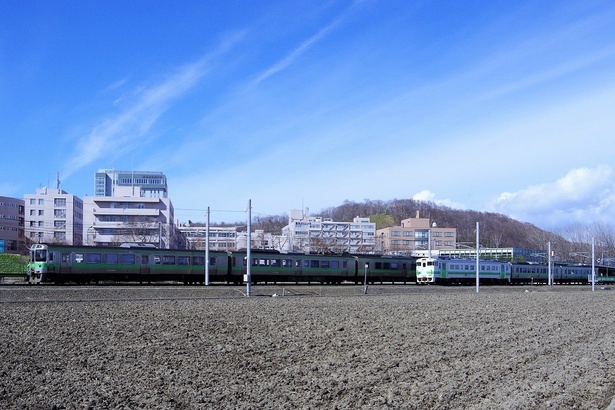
top-left (476, 221), bottom-right (480, 293)
top-left (548, 241), bottom-right (552, 286)
top-left (246, 199), bottom-right (252, 297)
top-left (205, 206), bottom-right (210, 286)
top-left (592, 237), bottom-right (595, 292)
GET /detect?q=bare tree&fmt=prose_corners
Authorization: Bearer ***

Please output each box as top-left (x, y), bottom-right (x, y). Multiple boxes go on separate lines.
top-left (114, 217), bottom-right (164, 247)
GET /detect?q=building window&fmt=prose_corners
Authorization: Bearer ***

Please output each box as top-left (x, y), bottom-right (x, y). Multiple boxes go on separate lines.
top-left (54, 198), bottom-right (66, 207)
top-left (29, 199), bottom-right (36, 205)
top-left (38, 199), bottom-right (44, 205)
top-left (38, 210), bottom-right (44, 216)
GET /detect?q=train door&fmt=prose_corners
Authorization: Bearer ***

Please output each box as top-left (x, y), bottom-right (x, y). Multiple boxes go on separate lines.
top-left (294, 258), bottom-right (303, 278)
top-left (440, 261), bottom-right (447, 282)
top-left (61, 252), bottom-right (71, 274)
top-left (140, 254), bottom-right (150, 274)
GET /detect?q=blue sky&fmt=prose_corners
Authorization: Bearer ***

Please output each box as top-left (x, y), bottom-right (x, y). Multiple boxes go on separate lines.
top-left (1, 0), bottom-right (615, 230)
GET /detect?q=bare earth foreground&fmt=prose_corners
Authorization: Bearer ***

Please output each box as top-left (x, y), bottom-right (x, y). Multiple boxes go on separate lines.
top-left (2, 285), bottom-right (615, 409)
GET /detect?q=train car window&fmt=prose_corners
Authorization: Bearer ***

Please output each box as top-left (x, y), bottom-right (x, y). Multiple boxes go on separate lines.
top-left (62, 253), bottom-right (70, 263)
top-left (310, 260), bottom-right (319, 268)
top-left (153, 256), bottom-right (161, 265)
top-left (121, 254), bottom-right (136, 264)
top-left (375, 262), bottom-right (383, 269)
top-left (192, 256), bottom-right (205, 266)
top-left (343, 261), bottom-right (348, 269)
top-left (303, 260), bottom-right (309, 268)
top-left (141, 255), bottom-right (149, 264)
top-left (86, 253), bottom-right (101, 264)
top-left (209, 257), bottom-right (216, 266)
top-left (271, 259), bottom-right (280, 267)
top-left (331, 261), bottom-right (340, 269)
top-left (295, 260), bottom-right (301, 268)
top-left (391, 263), bottom-right (399, 269)
top-left (75, 253), bottom-right (84, 263)
top-left (283, 259), bottom-right (292, 267)
top-left (103, 254), bottom-right (118, 264)
top-left (178, 256), bottom-right (189, 265)
top-left (321, 260), bottom-right (330, 269)
top-left (162, 256), bottom-right (175, 265)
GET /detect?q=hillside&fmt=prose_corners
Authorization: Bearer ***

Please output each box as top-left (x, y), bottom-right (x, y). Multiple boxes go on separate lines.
top-left (243, 198), bottom-right (566, 251)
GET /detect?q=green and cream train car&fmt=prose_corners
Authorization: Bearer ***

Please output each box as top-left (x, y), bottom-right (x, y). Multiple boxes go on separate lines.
top-left (416, 257), bottom-right (511, 285)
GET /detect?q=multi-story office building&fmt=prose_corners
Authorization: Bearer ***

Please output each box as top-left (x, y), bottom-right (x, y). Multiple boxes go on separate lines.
top-left (178, 224), bottom-right (239, 251)
top-left (95, 169), bottom-right (167, 198)
top-left (376, 211), bottom-right (456, 255)
top-left (281, 209), bottom-right (376, 253)
top-left (84, 170), bottom-right (176, 248)
top-left (24, 188), bottom-right (84, 246)
top-left (83, 191), bottom-right (175, 248)
top-left (0, 196), bottom-right (25, 253)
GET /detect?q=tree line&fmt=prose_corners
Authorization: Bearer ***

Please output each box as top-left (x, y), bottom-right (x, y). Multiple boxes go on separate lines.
top-left (222, 198), bottom-right (614, 263)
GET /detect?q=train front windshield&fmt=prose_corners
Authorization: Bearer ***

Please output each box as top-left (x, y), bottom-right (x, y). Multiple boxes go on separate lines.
top-left (31, 249), bottom-right (47, 262)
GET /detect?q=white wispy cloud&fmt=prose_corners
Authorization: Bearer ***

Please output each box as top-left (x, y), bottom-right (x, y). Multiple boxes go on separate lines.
top-left (62, 32), bottom-right (245, 179)
top-left (252, 2), bottom-right (363, 85)
top-left (62, 62), bottom-right (206, 178)
top-left (412, 190), bottom-right (466, 210)
top-left (490, 165), bottom-right (615, 228)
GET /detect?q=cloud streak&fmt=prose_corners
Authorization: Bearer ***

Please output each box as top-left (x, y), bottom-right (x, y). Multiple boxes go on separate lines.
top-left (62, 32), bottom-right (245, 179)
top-left (252, 3), bottom-right (362, 85)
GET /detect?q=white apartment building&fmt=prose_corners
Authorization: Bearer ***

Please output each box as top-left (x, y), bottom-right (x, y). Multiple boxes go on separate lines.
top-left (281, 209), bottom-right (376, 253)
top-left (24, 188), bottom-right (84, 245)
top-left (83, 186), bottom-right (175, 248)
top-left (84, 170), bottom-right (175, 248)
top-left (178, 224), bottom-right (239, 251)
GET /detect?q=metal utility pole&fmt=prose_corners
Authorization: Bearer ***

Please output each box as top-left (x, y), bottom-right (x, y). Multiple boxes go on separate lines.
top-left (592, 237), bottom-right (596, 292)
top-left (363, 262), bottom-right (369, 294)
top-left (246, 199), bottom-right (252, 297)
top-left (205, 206), bottom-right (210, 286)
top-left (476, 222), bottom-right (480, 293)
top-left (548, 241), bottom-right (552, 287)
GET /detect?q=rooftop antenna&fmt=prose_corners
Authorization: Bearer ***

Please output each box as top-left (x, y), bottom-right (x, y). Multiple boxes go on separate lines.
top-left (56, 172), bottom-right (61, 190)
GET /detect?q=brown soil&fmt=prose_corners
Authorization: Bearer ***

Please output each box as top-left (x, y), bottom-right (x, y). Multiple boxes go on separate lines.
top-left (2, 285), bottom-right (615, 409)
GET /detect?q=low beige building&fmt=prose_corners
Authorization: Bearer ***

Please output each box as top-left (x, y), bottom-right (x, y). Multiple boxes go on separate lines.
top-left (376, 211), bottom-right (456, 255)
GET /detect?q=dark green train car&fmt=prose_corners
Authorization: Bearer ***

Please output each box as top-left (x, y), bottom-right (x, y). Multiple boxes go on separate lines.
top-left (355, 255), bottom-right (417, 284)
top-left (231, 251), bottom-right (355, 284)
top-left (40, 244), bottom-right (230, 284)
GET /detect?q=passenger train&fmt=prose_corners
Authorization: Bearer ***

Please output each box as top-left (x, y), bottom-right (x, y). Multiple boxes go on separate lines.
top-left (26, 244), bottom-right (417, 285)
top-left (26, 244), bottom-right (599, 286)
top-left (416, 257), bottom-right (595, 285)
